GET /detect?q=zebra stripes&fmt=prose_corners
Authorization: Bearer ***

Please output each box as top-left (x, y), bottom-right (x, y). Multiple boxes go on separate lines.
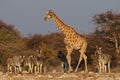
top-left (7, 55), bottom-right (44, 74)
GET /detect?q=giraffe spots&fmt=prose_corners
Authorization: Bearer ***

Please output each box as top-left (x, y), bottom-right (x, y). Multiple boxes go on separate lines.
top-left (45, 10), bottom-right (88, 72)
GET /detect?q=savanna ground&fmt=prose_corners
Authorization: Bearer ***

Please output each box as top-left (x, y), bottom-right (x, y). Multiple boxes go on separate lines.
top-left (0, 67), bottom-right (120, 80)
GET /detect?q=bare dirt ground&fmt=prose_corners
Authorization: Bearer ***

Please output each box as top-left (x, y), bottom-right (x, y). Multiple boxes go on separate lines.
top-left (0, 71), bottom-right (120, 80)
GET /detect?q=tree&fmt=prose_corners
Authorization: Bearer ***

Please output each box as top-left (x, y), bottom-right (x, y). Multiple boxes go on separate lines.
top-left (43, 33), bottom-right (65, 51)
top-left (92, 10), bottom-right (120, 65)
top-left (26, 34), bottom-right (43, 49)
top-left (0, 20), bottom-right (20, 43)
top-left (0, 20), bottom-right (22, 71)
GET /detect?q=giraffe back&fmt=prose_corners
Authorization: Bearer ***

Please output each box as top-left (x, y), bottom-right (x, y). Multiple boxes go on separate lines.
top-left (64, 31), bottom-right (87, 50)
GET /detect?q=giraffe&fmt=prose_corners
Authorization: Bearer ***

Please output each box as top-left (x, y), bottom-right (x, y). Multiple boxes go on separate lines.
top-left (44, 10), bottom-right (88, 72)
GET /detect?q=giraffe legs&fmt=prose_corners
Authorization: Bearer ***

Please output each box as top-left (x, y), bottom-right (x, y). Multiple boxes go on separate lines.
top-left (108, 61), bottom-right (111, 73)
top-left (74, 53), bottom-right (88, 72)
top-left (74, 52), bottom-right (83, 72)
top-left (66, 44), bottom-right (88, 73)
top-left (83, 54), bottom-right (88, 72)
top-left (66, 47), bottom-right (73, 72)
top-left (66, 54), bottom-right (73, 72)
top-left (75, 45), bottom-right (88, 73)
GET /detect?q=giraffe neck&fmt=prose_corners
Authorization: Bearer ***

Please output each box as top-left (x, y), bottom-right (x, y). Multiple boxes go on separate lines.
top-left (52, 13), bottom-right (69, 34)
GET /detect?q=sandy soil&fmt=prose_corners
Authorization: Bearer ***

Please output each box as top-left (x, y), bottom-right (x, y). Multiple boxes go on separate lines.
top-left (0, 71), bottom-right (120, 80)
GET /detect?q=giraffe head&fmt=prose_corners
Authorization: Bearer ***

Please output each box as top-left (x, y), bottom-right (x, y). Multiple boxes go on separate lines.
top-left (44, 10), bottom-right (54, 21)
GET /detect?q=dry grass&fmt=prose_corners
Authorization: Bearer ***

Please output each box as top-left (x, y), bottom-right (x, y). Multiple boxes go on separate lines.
top-left (0, 71), bottom-right (120, 80)
top-left (0, 67), bottom-right (119, 80)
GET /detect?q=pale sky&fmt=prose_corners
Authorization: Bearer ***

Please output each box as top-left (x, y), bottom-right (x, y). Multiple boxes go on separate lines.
top-left (0, 0), bottom-right (120, 36)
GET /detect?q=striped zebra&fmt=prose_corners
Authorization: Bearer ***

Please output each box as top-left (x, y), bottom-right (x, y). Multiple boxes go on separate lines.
top-left (7, 55), bottom-right (25, 73)
top-left (34, 49), bottom-right (44, 74)
top-left (34, 55), bottom-right (43, 74)
top-left (95, 46), bottom-right (111, 73)
top-left (7, 58), bottom-right (14, 73)
top-left (23, 55), bottom-right (34, 73)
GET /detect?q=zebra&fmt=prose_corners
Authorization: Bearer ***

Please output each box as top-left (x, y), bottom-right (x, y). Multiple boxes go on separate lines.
top-left (34, 49), bottom-right (44, 74)
top-left (7, 58), bottom-right (14, 73)
top-left (95, 46), bottom-right (111, 73)
top-left (33, 55), bottom-right (43, 74)
top-left (23, 55), bottom-right (35, 73)
top-left (7, 55), bottom-right (25, 73)
top-left (23, 54), bottom-right (43, 74)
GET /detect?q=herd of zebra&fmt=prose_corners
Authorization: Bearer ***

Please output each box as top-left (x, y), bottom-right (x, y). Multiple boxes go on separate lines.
top-left (6, 54), bottom-right (44, 74)
top-left (6, 46), bottom-right (112, 74)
